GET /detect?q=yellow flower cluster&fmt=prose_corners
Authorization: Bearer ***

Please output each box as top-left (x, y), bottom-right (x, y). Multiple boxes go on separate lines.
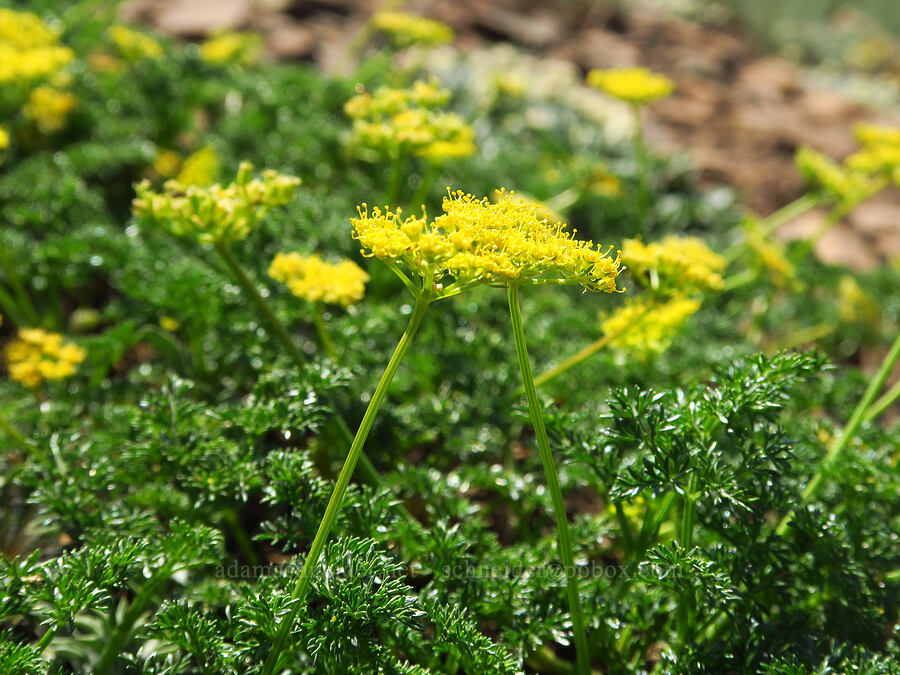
top-left (371, 11), bottom-right (453, 48)
top-left (0, 9), bottom-right (73, 85)
top-left (844, 124), bottom-right (900, 181)
top-left (175, 146), bottom-right (220, 186)
top-left (837, 275), bottom-right (880, 326)
top-left (269, 253), bottom-right (369, 307)
top-left (587, 67), bottom-right (675, 105)
top-left (621, 236), bottom-right (725, 292)
top-left (794, 146), bottom-right (877, 203)
top-left (6, 328), bottom-right (86, 390)
top-left (0, 126), bottom-right (8, 150)
top-left (108, 25), bottom-right (163, 61)
top-left (351, 189), bottom-right (621, 293)
top-left (200, 31), bottom-right (261, 66)
top-left (345, 80), bottom-right (475, 162)
top-left (742, 217), bottom-right (796, 288)
top-left (132, 162), bottom-right (301, 243)
top-left (601, 295), bottom-right (700, 357)
top-left (23, 86), bottom-right (77, 133)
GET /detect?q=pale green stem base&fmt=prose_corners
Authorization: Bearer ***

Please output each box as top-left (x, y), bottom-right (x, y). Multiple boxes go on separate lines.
top-left (507, 284), bottom-right (591, 675)
top-left (259, 295), bottom-right (431, 675)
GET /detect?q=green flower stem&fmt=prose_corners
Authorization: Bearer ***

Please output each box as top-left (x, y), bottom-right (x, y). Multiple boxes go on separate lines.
top-left (221, 506), bottom-right (260, 567)
top-left (507, 284), bottom-right (591, 675)
top-left (95, 563), bottom-right (175, 675)
top-left (524, 300), bottom-right (658, 395)
top-left (631, 103), bottom-right (650, 233)
top-left (863, 377), bottom-right (900, 424)
top-left (214, 241), bottom-right (309, 368)
top-left (613, 501), bottom-right (635, 558)
top-left (677, 473), bottom-right (698, 644)
top-left (260, 293), bottom-right (432, 675)
top-left (776, 329), bottom-right (900, 537)
top-left (0, 411), bottom-right (56, 471)
top-left (0, 243), bottom-right (40, 327)
top-left (724, 194), bottom-right (820, 265)
top-left (213, 240), bottom-right (386, 492)
top-left (312, 303), bottom-right (337, 360)
top-left (385, 152), bottom-right (405, 207)
top-left (34, 625), bottom-right (57, 654)
top-left (409, 161), bottom-right (438, 210)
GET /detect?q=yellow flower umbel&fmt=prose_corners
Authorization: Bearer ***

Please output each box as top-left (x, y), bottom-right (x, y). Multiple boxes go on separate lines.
top-left (269, 253), bottom-right (369, 307)
top-left (174, 146), bottom-right (220, 187)
top-left (844, 126), bottom-right (900, 183)
top-left (132, 162), bottom-right (300, 244)
top-left (23, 86), bottom-right (77, 133)
top-left (371, 11), bottom-right (454, 48)
top-left (601, 295), bottom-right (700, 358)
top-left (108, 25), bottom-right (163, 61)
top-left (351, 189), bottom-right (621, 296)
top-left (794, 146), bottom-right (876, 204)
top-left (6, 328), bottom-right (86, 390)
top-left (345, 80), bottom-right (475, 163)
top-left (587, 67), bottom-right (674, 105)
top-left (621, 236), bottom-right (725, 293)
top-left (200, 31), bottom-right (261, 67)
top-left (0, 9), bottom-right (73, 86)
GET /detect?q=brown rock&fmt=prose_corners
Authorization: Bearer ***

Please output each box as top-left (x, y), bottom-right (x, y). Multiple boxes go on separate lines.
top-left (266, 20), bottom-right (315, 59)
top-left (156, 0), bottom-right (252, 36)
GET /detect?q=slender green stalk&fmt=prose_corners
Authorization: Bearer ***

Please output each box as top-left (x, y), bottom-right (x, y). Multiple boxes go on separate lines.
top-left (312, 303), bottom-right (337, 359)
top-left (0, 244), bottom-right (40, 327)
top-left (385, 152), bottom-right (405, 207)
top-left (613, 501), bottom-right (635, 558)
top-left (34, 626), bottom-right (57, 654)
top-left (776, 329), bottom-right (900, 536)
top-left (409, 162), bottom-right (437, 211)
top-left (863, 377), bottom-right (900, 424)
top-left (631, 103), bottom-right (650, 233)
top-left (214, 241), bottom-right (308, 368)
top-left (260, 294), bottom-right (432, 675)
top-left (507, 284), bottom-right (591, 675)
top-left (95, 564), bottom-right (174, 675)
top-left (676, 474), bottom-right (698, 644)
top-left (724, 194), bottom-right (821, 265)
top-left (222, 507), bottom-right (260, 567)
top-left (525, 300), bottom-right (657, 394)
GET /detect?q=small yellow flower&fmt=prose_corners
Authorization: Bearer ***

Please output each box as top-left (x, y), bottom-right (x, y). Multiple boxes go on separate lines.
top-left (23, 86), bottom-right (77, 133)
top-left (160, 316), bottom-right (180, 332)
top-left (6, 328), bottom-right (86, 390)
top-left (371, 11), bottom-right (453, 48)
top-left (0, 126), bottom-right (9, 150)
top-left (200, 31), bottom-right (261, 67)
top-left (108, 25), bottom-right (163, 61)
top-left (853, 123), bottom-right (900, 149)
top-left (587, 67), bottom-right (674, 105)
top-left (175, 146), bottom-right (220, 187)
top-left (269, 253), bottom-right (369, 307)
top-left (601, 295), bottom-right (700, 357)
top-left (621, 236), bottom-right (725, 293)
top-left (351, 189), bottom-right (621, 294)
top-left (0, 44), bottom-right (74, 85)
top-left (133, 162), bottom-right (301, 244)
top-left (742, 217), bottom-right (796, 288)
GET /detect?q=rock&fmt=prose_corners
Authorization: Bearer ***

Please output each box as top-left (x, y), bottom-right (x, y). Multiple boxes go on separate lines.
top-left (849, 200), bottom-right (900, 235)
top-left (266, 20), bottom-right (315, 59)
top-left (555, 28), bottom-right (639, 69)
top-left (156, 0), bottom-right (252, 36)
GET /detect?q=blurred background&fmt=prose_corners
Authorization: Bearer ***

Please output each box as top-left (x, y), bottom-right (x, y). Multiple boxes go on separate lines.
top-left (112, 0), bottom-right (900, 271)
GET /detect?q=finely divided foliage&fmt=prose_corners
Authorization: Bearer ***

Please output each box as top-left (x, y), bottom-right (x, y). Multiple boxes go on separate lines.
top-left (0, 5), bottom-right (899, 675)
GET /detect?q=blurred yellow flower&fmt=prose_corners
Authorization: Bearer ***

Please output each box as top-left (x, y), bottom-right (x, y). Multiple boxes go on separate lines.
top-left (108, 25), bottom-right (163, 61)
top-left (133, 162), bottom-right (300, 244)
top-left (175, 146), bottom-right (220, 187)
top-left (587, 67), bottom-right (674, 105)
top-left (371, 11), bottom-right (453, 48)
top-left (0, 8), bottom-right (59, 49)
top-left (794, 146), bottom-right (875, 203)
top-left (601, 295), bottom-right (699, 357)
top-left (345, 80), bottom-right (475, 163)
top-left (0, 126), bottom-right (9, 150)
top-left (621, 236), bottom-right (725, 293)
top-left (160, 316), bottom-right (180, 332)
top-left (269, 253), bottom-right (369, 307)
top-left (6, 328), bottom-right (86, 390)
top-left (200, 31), bottom-right (261, 66)
top-left (152, 149), bottom-right (182, 179)
top-left (837, 275), bottom-right (880, 326)
top-left (23, 86), bottom-right (77, 133)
